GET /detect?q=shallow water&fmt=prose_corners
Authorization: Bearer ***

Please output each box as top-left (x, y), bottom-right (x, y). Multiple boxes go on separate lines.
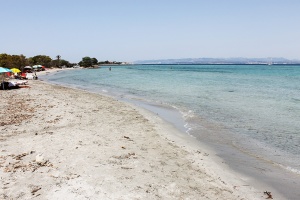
top-left (43, 65), bottom-right (300, 171)
top-left (41, 65), bottom-right (300, 197)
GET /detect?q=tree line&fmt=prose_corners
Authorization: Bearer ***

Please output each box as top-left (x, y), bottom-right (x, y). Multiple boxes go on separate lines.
top-left (78, 57), bottom-right (122, 67)
top-left (0, 53), bottom-right (75, 69)
top-left (0, 53), bottom-right (124, 70)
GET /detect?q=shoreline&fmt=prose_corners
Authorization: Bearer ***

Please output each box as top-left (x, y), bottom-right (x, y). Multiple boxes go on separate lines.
top-left (40, 68), bottom-right (300, 199)
top-left (0, 77), bottom-right (272, 199)
top-left (40, 67), bottom-right (299, 199)
top-left (43, 68), bottom-right (292, 198)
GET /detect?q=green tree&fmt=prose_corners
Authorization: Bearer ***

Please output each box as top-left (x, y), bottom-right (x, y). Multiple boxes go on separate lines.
top-left (11, 54), bottom-right (27, 69)
top-left (19, 54), bottom-right (28, 68)
top-left (91, 58), bottom-right (98, 65)
top-left (0, 53), bottom-right (10, 68)
top-left (79, 57), bottom-right (92, 67)
top-left (56, 55), bottom-right (61, 67)
top-left (28, 55), bottom-right (52, 67)
top-left (60, 59), bottom-right (72, 68)
top-left (0, 54), bottom-right (28, 69)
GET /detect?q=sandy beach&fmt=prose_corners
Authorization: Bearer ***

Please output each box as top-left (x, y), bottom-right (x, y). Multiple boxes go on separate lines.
top-left (0, 74), bottom-right (276, 199)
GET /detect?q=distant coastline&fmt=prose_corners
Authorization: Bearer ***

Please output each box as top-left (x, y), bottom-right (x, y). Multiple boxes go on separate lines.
top-left (133, 63), bottom-right (300, 66)
top-left (134, 57), bottom-right (300, 65)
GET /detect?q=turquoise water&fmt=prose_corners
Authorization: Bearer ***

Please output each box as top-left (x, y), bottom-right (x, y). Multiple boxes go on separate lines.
top-left (42, 65), bottom-right (300, 175)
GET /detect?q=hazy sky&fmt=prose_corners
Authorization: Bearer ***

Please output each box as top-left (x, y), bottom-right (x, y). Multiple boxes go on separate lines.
top-left (1, 0), bottom-right (299, 62)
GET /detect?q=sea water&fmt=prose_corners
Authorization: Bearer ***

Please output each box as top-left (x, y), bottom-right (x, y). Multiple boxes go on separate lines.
top-left (42, 65), bottom-right (300, 194)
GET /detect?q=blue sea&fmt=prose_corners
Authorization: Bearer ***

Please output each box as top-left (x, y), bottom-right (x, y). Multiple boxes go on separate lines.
top-left (41, 64), bottom-right (300, 196)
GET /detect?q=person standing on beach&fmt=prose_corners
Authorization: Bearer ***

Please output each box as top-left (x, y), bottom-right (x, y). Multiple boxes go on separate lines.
top-left (34, 72), bottom-right (38, 80)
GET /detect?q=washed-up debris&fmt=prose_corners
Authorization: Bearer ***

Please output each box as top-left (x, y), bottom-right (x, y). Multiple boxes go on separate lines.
top-left (123, 136), bottom-right (133, 141)
top-left (264, 191), bottom-right (273, 199)
top-left (1, 152), bottom-right (54, 173)
top-left (13, 152), bottom-right (28, 160)
top-left (31, 186), bottom-right (41, 195)
top-left (4, 159), bottom-right (54, 173)
top-left (0, 96), bottom-right (35, 126)
top-left (121, 166), bottom-right (133, 169)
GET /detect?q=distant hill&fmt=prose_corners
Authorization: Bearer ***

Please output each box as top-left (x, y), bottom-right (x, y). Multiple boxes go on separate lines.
top-left (134, 57), bottom-right (300, 65)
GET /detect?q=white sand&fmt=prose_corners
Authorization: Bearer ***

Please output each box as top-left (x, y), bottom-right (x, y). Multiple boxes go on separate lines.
top-left (0, 75), bottom-right (272, 199)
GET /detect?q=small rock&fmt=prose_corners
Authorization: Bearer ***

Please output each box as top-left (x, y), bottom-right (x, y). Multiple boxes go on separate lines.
top-left (35, 154), bottom-right (44, 164)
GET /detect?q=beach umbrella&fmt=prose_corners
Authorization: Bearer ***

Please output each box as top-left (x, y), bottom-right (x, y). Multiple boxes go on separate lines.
top-left (0, 67), bottom-right (12, 73)
top-left (0, 67), bottom-right (12, 90)
top-left (32, 65), bottom-right (39, 71)
top-left (24, 66), bottom-right (32, 69)
top-left (11, 68), bottom-right (21, 73)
